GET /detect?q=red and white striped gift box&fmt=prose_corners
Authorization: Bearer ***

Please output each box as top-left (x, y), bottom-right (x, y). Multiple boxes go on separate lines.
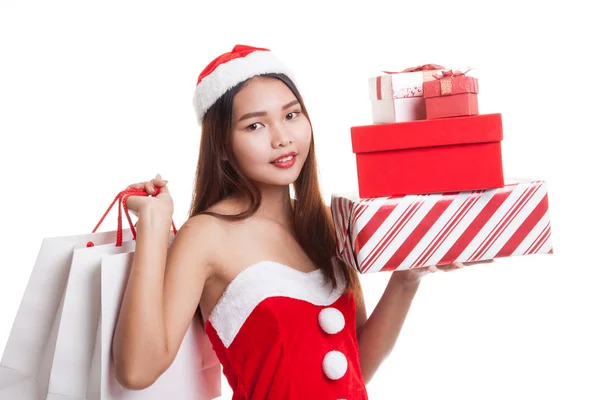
top-left (331, 179), bottom-right (553, 273)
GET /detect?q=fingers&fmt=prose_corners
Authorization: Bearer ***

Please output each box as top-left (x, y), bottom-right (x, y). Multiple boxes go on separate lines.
top-left (426, 265), bottom-right (439, 273)
top-left (157, 183), bottom-right (170, 195)
top-left (432, 262), bottom-right (464, 272)
top-left (127, 182), bottom-right (146, 189)
top-left (124, 195), bottom-right (142, 215)
top-left (419, 260), bottom-right (476, 277)
top-left (152, 173), bottom-right (169, 187)
top-left (144, 181), bottom-right (156, 195)
top-left (127, 174), bottom-right (169, 195)
top-left (153, 173), bottom-right (170, 195)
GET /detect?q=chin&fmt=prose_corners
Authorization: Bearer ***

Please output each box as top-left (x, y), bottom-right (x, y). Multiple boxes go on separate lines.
top-left (263, 177), bottom-right (300, 187)
top-left (254, 171), bottom-right (302, 188)
top-left (248, 161), bottom-right (306, 188)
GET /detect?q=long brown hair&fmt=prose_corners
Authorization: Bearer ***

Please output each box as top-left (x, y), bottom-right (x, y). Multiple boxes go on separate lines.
top-left (188, 73), bottom-right (361, 299)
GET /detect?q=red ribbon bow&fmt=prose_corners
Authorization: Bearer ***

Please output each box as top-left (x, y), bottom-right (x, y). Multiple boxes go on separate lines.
top-left (382, 64), bottom-right (446, 74)
top-left (432, 68), bottom-right (472, 79)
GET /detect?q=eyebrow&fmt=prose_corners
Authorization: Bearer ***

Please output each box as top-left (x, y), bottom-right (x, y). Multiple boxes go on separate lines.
top-left (237, 100), bottom-right (300, 122)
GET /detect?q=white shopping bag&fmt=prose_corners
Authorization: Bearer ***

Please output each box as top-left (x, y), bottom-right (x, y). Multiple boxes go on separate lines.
top-left (89, 251), bottom-right (221, 400)
top-left (0, 229), bottom-right (134, 399)
top-left (36, 240), bottom-right (145, 400)
top-left (0, 188), bottom-right (151, 400)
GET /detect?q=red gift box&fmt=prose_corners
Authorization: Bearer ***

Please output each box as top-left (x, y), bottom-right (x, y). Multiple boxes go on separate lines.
top-left (423, 73), bottom-right (479, 119)
top-left (350, 114), bottom-right (505, 197)
top-left (331, 179), bottom-right (553, 273)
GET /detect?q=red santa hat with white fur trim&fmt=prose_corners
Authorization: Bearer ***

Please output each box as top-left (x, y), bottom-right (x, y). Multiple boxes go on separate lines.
top-left (192, 44), bottom-right (298, 125)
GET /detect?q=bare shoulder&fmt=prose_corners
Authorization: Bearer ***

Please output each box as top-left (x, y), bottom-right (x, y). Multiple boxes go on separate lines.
top-left (169, 213), bottom-right (228, 270)
top-left (177, 198), bottom-right (246, 258)
top-left (181, 212), bottom-right (229, 247)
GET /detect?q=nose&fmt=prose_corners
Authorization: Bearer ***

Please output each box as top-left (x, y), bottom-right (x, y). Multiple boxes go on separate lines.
top-left (271, 122), bottom-right (292, 148)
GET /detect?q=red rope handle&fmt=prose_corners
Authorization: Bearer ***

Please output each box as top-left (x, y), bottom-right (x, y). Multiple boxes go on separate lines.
top-left (121, 189), bottom-right (179, 238)
top-left (88, 188), bottom-right (177, 247)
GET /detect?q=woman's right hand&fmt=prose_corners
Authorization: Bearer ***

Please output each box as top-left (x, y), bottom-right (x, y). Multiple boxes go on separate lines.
top-left (125, 173), bottom-right (173, 219)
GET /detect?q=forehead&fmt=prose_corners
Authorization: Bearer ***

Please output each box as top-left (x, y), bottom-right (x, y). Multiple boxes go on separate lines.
top-left (232, 77), bottom-right (296, 114)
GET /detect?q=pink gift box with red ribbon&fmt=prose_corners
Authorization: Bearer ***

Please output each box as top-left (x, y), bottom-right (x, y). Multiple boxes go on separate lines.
top-left (423, 70), bottom-right (479, 119)
top-left (368, 64), bottom-right (446, 123)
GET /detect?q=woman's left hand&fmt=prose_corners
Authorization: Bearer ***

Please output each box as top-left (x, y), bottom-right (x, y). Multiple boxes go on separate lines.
top-left (391, 262), bottom-right (464, 286)
top-left (391, 260), bottom-right (493, 286)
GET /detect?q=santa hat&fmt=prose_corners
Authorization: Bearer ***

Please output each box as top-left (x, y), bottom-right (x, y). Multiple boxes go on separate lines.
top-left (192, 44), bottom-right (297, 125)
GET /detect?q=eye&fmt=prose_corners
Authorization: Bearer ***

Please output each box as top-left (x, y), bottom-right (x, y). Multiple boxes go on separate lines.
top-left (246, 122), bottom-right (265, 131)
top-left (286, 111), bottom-right (301, 120)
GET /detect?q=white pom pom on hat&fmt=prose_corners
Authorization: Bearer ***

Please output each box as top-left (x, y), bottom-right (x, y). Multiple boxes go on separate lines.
top-left (192, 44), bottom-right (298, 125)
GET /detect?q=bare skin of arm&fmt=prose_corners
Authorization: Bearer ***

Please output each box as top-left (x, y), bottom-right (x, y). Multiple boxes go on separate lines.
top-left (356, 261), bottom-right (474, 384)
top-left (111, 197), bottom-right (222, 390)
top-left (354, 275), bottom-right (420, 384)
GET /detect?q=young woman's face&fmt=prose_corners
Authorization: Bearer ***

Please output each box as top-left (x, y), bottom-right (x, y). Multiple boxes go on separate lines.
top-left (230, 77), bottom-right (312, 188)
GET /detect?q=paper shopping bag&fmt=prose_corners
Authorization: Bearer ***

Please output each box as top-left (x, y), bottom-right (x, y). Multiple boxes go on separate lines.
top-left (35, 240), bottom-right (144, 400)
top-left (0, 187), bottom-right (166, 400)
top-left (36, 188), bottom-right (178, 400)
top-left (91, 251), bottom-right (221, 400)
top-left (0, 229), bottom-right (134, 398)
top-left (0, 376), bottom-right (37, 399)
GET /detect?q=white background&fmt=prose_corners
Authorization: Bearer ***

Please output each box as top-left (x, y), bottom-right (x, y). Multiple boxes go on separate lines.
top-left (1, 1), bottom-right (599, 399)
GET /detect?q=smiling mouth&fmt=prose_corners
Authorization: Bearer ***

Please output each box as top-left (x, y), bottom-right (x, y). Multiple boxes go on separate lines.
top-left (271, 154), bottom-right (295, 164)
top-left (270, 154), bottom-right (297, 169)
top-left (270, 151), bottom-right (298, 163)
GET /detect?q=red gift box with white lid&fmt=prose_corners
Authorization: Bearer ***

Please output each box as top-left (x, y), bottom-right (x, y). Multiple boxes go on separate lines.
top-left (350, 113), bottom-right (505, 198)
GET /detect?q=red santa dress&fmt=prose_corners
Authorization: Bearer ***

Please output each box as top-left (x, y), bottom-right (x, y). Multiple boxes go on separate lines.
top-left (205, 260), bottom-right (369, 399)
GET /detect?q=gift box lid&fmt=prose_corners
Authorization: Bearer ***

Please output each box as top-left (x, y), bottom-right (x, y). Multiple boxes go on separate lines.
top-left (332, 177), bottom-right (542, 202)
top-left (368, 65), bottom-right (447, 100)
top-left (350, 113), bottom-right (502, 154)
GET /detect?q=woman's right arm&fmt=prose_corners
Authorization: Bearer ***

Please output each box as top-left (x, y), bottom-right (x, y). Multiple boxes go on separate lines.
top-left (111, 202), bottom-right (221, 390)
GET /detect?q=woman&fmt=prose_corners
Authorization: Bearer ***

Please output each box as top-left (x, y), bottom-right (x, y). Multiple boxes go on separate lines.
top-left (113, 44), bottom-right (463, 399)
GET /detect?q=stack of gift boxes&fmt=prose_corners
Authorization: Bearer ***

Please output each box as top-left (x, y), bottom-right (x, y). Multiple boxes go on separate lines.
top-left (331, 65), bottom-right (554, 274)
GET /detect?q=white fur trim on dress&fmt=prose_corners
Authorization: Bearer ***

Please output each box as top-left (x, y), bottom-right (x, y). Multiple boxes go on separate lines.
top-left (193, 51), bottom-right (296, 125)
top-left (208, 260), bottom-right (346, 348)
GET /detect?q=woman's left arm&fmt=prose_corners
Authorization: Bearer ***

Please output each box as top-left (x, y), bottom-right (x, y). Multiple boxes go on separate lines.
top-left (355, 263), bottom-right (464, 384)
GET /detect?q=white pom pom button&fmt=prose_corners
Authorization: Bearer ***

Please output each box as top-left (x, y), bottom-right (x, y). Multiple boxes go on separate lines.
top-left (322, 350), bottom-right (348, 380)
top-left (318, 307), bottom-right (345, 334)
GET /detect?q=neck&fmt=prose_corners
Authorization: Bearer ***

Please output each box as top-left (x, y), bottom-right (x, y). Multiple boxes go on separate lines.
top-left (234, 184), bottom-right (294, 230)
top-left (257, 184), bottom-right (294, 229)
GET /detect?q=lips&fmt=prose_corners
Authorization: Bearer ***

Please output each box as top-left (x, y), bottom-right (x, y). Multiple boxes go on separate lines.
top-left (270, 152), bottom-right (297, 169)
top-left (270, 152), bottom-right (297, 163)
